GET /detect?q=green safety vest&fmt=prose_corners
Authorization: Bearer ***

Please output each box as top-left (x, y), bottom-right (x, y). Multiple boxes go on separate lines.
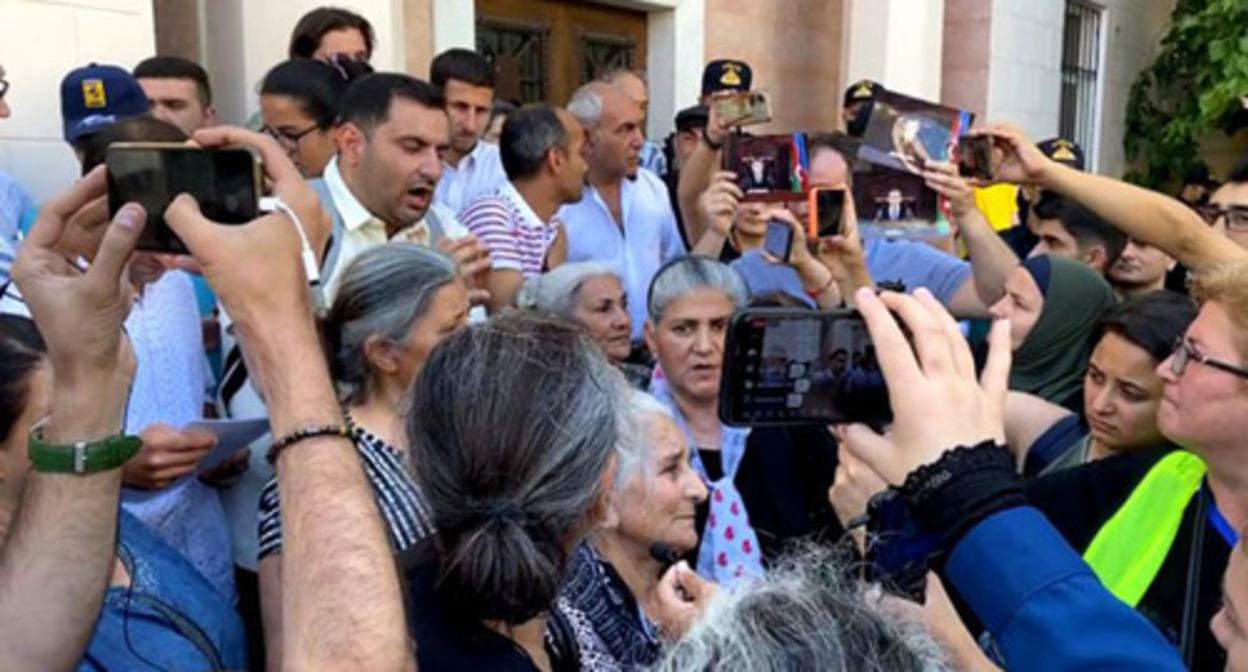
top-left (1082, 450), bottom-right (1206, 607)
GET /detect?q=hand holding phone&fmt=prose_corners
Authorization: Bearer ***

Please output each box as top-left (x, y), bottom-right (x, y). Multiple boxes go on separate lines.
top-left (712, 91), bottom-right (773, 128)
top-left (762, 217), bottom-right (795, 263)
top-left (107, 143), bottom-right (261, 254)
top-left (956, 134), bottom-right (995, 181)
top-left (808, 188), bottom-right (846, 238)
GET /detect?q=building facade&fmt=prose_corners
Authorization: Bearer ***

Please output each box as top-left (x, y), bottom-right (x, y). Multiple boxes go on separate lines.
top-left (1, 0), bottom-right (1177, 203)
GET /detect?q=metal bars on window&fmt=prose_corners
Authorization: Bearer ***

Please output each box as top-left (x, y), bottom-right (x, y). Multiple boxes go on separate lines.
top-left (1059, 2), bottom-right (1102, 167)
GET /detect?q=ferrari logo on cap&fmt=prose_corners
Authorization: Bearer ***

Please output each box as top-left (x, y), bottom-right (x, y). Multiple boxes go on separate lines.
top-left (82, 79), bottom-right (107, 109)
top-left (852, 81), bottom-right (874, 99)
top-left (720, 63), bottom-right (742, 87)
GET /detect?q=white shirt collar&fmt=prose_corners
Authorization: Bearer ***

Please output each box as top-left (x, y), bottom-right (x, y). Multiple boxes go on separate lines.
top-left (323, 157), bottom-right (377, 232)
top-left (499, 181), bottom-right (550, 229)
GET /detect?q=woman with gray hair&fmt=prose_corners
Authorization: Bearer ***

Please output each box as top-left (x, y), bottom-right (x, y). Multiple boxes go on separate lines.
top-left (645, 256), bottom-right (842, 586)
top-left (403, 312), bottom-right (627, 670)
top-left (651, 546), bottom-right (952, 672)
top-left (519, 262), bottom-right (652, 388)
top-left (256, 243), bottom-right (470, 668)
top-left (556, 390), bottom-right (709, 669)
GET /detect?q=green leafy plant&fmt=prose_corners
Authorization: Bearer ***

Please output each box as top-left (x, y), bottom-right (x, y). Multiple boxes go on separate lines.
top-left (1124, 0), bottom-right (1248, 187)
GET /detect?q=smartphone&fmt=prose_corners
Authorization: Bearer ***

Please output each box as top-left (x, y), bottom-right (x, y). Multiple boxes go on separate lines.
top-left (712, 91), bottom-right (773, 127)
top-left (719, 308), bottom-right (892, 428)
top-left (106, 143), bottom-right (262, 254)
top-left (956, 134), bottom-right (995, 180)
top-left (762, 218), bottom-right (794, 263)
top-left (808, 187), bottom-right (845, 238)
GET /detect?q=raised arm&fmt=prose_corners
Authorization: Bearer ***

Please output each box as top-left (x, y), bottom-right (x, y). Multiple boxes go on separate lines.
top-left (167, 127), bottom-right (411, 671)
top-left (0, 171), bottom-right (143, 670)
top-left (924, 162), bottom-right (1018, 317)
top-left (677, 108), bottom-right (730, 245)
top-left (985, 125), bottom-right (1247, 268)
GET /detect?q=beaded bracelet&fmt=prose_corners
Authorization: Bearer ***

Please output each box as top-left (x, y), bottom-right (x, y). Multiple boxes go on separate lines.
top-left (266, 424), bottom-right (350, 465)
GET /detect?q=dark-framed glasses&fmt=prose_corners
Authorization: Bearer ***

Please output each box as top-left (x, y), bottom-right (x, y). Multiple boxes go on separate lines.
top-left (1196, 204), bottom-right (1248, 231)
top-left (1171, 337), bottom-right (1248, 380)
top-left (260, 123), bottom-right (320, 149)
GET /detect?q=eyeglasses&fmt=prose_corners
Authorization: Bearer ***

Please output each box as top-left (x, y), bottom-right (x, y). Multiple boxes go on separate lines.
top-left (1196, 204), bottom-right (1248, 231)
top-left (260, 123), bottom-right (321, 149)
top-left (1171, 337), bottom-right (1248, 380)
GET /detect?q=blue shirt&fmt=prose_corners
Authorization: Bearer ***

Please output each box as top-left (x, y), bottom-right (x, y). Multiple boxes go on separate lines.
top-left (947, 507), bottom-right (1185, 671)
top-left (558, 168), bottom-right (687, 339)
top-left (0, 172), bottom-right (35, 287)
top-left (862, 235), bottom-right (971, 304)
top-left (730, 249), bottom-right (813, 306)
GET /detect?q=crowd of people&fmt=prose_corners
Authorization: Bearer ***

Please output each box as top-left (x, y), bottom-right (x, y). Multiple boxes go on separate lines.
top-left (0, 5), bottom-right (1247, 671)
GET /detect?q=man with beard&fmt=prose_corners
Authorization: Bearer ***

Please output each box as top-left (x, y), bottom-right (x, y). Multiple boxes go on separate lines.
top-left (430, 49), bottom-right (506, 214)
top-left (560, 82), bottom-right (687, 341)
top-left (460, 105), bottom-right (588, 313)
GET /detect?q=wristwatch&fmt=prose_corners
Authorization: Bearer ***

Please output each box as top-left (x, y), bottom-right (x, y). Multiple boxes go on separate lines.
top-left (28, 423), bottom-right (142, 474)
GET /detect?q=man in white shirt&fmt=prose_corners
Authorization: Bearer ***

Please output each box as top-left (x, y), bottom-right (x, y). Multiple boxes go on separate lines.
top-left (430, 49), bottom-right (507, 214)
top-left (320, 72), bottom-right (487, 296)
top-left (559, 81), bottom-right (687, 340)
top-left (460, 105), bottom-right (587, 312)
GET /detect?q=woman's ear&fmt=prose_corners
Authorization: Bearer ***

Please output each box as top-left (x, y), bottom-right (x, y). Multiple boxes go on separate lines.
top-left (362, 334), bottom-right (401, 376)
top-left (643, 319), bottom-right (658, 356)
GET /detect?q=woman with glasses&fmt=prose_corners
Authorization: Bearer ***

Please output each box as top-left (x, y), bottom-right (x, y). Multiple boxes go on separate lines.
top-left (1010, 261), bottom-right (1248, 670)
top-left (259, 58), bottom-right (372, 178)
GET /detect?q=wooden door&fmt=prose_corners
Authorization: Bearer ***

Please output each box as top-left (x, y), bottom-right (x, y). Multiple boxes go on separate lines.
top-left (475, 0), bottom-right (648, 106)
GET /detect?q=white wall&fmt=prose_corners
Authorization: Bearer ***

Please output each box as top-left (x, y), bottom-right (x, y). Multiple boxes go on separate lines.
top-left (204, 0), bottom-right (405, 126)
top-left (844, 0), bottom-right (945, 101)
top-left (0, 0), bottom-right (157, 203)
top-left (1095, 0), bottom-right (1173, 177)
top-left (985, 0), bottom-right (1064, 143)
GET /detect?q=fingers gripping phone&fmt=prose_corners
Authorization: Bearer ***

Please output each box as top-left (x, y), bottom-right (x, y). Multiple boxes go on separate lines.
top-left (719, 308), bottom-right (893, 428)
top-left (956, 135), bottom-right (995, 181)
top-left (712, 91), bottom-right (773, 128)
top-left (762, 217), bottom-right (794, 263)
top-left (106, 143), bottom-right (262, 254)
top-left (809, 187), bottom-right (846, 238)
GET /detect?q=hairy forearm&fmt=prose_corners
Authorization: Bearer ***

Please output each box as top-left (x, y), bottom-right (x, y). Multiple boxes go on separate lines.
top-left (678, 144), bottom-right (720, 243)
top-left (958, 207), bottom-right (1017, 306)
top-left (1043, 163), bottom-right (1247, 267)
top-left (245, 324), bottom-right (410, 670)
top-left (691, 228), bottom-right (728, 257)
top-left (0, 380), bottom-right (128, 670)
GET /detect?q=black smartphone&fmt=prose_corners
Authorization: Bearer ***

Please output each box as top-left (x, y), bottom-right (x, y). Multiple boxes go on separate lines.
top-left (956, 134), bottom-right (995, 180)
top-left (810, 187), bottom-right (846, 237)
top-left (106, 143), bottom-right (262, 254)
top-left (762, 217), bottom-right (794, 263)
top-left (719, 307), bottom-right (892, 428)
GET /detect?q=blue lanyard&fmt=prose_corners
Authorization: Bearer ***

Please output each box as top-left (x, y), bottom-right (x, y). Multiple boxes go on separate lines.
top-left (1205, 483), bottom-right (1239, 547)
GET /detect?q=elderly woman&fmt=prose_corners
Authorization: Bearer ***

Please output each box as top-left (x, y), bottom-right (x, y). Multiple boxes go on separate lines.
top-left (403, 313), bottom-right (626, 670)
top-left (519, 262), bottom-right (652, 388)
top-left (258, 243), bottom-right (469, 668)
top-left (644, 256), bottom-right (841, 585)
top-left (556, 390), bottom-right (708, 669)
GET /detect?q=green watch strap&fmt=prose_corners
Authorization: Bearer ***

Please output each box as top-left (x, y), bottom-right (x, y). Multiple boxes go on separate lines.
top-left (28, 424), bottom-right (142, 474)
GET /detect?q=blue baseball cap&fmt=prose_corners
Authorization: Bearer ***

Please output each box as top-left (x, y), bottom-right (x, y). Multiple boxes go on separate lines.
top-left (60, 63), bottom-right (149, 143)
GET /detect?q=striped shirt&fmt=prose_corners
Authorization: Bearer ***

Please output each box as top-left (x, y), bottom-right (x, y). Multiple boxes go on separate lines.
top-left (459, 182), bottom-right (558, 277)
top-left (257, 423), bottom-right (435, 560)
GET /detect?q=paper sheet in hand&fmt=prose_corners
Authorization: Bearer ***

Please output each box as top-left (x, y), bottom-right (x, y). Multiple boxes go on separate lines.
top-left (187, 418), bottom-right (270, 474)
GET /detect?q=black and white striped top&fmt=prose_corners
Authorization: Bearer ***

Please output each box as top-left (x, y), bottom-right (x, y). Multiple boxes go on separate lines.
top-left (257, 422), bottom-right (436, 560)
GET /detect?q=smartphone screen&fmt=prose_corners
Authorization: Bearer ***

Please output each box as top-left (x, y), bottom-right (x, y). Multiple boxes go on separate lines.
top-left (762, 218), bottom-right (793, 263)
top-left (812, 188), bottom-right (845, 237)
top-left (107, 145), bottom-right (260, 254)
top-left (719, 308), bottom-right (892, 427)
top-left (956, 135), bottom-right (994, 180)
